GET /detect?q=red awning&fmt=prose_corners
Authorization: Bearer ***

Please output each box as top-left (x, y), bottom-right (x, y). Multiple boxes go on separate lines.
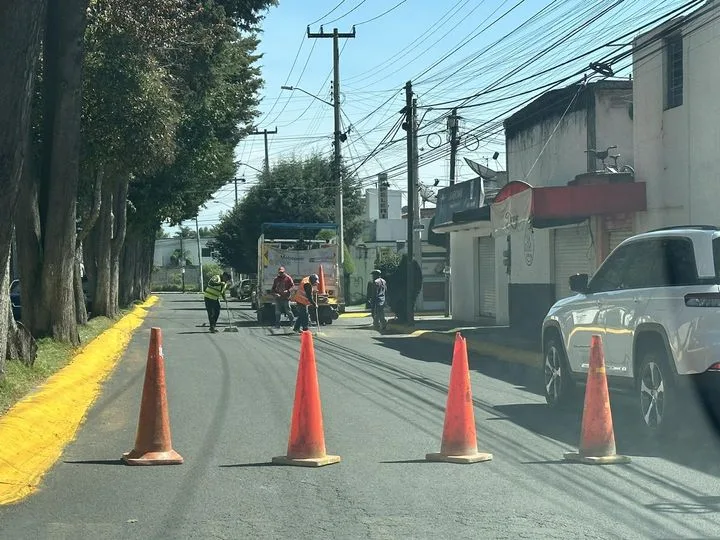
top-left (491, 180), bottom-right (647, 231)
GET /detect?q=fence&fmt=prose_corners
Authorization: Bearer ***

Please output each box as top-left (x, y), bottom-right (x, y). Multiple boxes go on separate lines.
top-left (151, 267), bottom-right (201, 292)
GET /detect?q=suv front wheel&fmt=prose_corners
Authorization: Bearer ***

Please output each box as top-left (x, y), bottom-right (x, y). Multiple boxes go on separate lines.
top-left (637, 350), bottom-right (677, 435)
top-left (543, 335), bottom-right (574, 408)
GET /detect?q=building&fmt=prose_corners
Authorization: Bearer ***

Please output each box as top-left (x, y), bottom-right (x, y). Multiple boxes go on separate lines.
top-left (153, 237), bottom-right (219, 268)
top-left (434, 80), bottom-right (648, 332)
top-left (632, 1), bottom-right (720, 230)
top-left (349, 180), bottom-right (447, 312)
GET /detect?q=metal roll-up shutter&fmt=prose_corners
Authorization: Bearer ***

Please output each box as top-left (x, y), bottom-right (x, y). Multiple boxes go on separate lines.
top-left (554, 224), bottom-right (594, 300)
top-left (608, 227), bottom-right (634, 253)
top-left (477, 237), bottom-right (496, 317)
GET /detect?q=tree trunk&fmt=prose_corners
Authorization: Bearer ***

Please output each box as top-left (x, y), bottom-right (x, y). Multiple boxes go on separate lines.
top-left (109, 179), bottom-right (129, 317)
top-left (75, 171), bottom-right (102, 323)
top-left (74, 243), bottom-right (88, 325)
top-left (31, 0), bottom-right (89, 344)
top-left (93, 183), bottom-right (113, 317)
top-left (0, 1), bottom-right (46, 371)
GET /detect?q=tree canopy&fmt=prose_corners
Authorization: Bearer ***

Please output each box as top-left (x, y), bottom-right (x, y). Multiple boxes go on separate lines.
top-left (209, 154), bottom-right (364, 274)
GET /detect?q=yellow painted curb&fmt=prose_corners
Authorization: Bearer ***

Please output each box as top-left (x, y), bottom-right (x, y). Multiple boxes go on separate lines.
top-left (339, 312), bottom-right (370, 319)
top-left (0, 295), bottom-right (159, 506)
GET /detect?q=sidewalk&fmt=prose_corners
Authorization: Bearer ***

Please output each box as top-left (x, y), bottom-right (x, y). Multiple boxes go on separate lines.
top-left (384, 315), bottom-right (542, 369)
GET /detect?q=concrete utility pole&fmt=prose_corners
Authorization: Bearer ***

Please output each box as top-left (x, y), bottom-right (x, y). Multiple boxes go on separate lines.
top-left (404, 81), bottom-right (417, 325)
top-left (445, 108), bottom-right (461, 318)
top-left (307, 25), bottom-right (356, 271)
top-left (248, 127), bottom-right (278, 172)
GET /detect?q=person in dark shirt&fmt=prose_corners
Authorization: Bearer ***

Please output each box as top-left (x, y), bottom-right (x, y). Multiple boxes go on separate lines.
top-left (271, 266), bottom-right (295, 329)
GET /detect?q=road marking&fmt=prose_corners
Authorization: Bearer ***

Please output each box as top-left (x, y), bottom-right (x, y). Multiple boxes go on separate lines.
top-left (339, 312), bottom-right (370, 319)
top-left (0, 296), bottom-right (158, 506)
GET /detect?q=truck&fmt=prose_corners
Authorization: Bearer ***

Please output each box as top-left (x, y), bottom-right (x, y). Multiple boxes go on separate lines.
top-left (256, 223), bottom-right (344, 325)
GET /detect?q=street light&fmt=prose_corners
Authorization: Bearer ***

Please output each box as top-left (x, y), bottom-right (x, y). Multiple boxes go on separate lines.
top-left (280, 84), bottom-right (345, 272)
top-left (238, 162), bottom-right (264, 175)
top-left (280, 85), bottom-right (334, 107)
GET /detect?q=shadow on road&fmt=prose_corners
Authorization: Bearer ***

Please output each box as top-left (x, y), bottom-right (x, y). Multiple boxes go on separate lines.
top-left (372, 334), bottom-right (720, 480)
top-left (64, 459), bottom-right (125, 466)
top-left (219, 462), bottom-right (278, 468)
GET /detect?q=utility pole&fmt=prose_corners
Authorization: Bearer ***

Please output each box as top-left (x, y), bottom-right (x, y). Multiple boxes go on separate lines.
top-left (248, 127), bottom-right (277, 172)
top-left (445, 108), bottom-right (461, 318)
top-left (412, 97), bottom-right (423, 313)
top-left (195, 216), bottom-right (203, 293)
top-left (404, 81), bottom-right (417, 325)
top-left (179, 232), bottom-right (185, 293)
top-left (307, 25), bottom-right (356, 277)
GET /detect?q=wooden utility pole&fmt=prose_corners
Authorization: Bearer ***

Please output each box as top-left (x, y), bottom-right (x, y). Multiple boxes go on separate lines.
top-left (404, 81), bottom-right (417, 325)
top-left (307, 26), bottom-right (356, 272)
top-left (248, 127), bottom-right (277, 172)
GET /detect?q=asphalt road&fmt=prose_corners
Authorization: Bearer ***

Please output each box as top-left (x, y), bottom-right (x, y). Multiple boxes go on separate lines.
top-left (2, 293), bottom-right (720, 539)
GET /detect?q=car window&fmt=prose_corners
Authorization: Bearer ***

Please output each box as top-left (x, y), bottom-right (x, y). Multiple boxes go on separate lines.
top-left (713, 238), bottom-right (720, 278)
top-left (646, 237), bottom-right (699, 287)
top-left (588, 244), bottom-right (634, 293)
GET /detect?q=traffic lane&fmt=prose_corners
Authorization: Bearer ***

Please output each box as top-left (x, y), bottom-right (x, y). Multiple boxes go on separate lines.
top-left (0, 295), bottom-right (716, 538)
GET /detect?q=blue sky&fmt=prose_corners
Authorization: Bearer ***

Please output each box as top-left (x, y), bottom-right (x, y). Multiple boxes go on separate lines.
top-left (183, 0), bottom-right (694, 231)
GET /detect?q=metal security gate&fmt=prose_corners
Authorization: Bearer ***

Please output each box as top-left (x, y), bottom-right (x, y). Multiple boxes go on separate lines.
top-left (477, 237), bottom-right (496, 317)
top-left (608, 227), bottom-right (634, 253)
top-left (554, 224), bottom-right (594, 300)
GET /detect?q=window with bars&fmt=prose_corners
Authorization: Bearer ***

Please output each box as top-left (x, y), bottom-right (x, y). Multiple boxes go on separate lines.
top-left (665, 34), bottom-right (683, 109)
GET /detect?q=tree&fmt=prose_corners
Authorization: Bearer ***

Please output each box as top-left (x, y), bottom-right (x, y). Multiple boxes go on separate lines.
top-left (198, 226), bottom-right (215, 238)
top-left (0, 1), bottom-right (46, 374)
top-left (118, 0), bottom-right (273, 305)
top-left (209, 154), bottom-right (364, 273)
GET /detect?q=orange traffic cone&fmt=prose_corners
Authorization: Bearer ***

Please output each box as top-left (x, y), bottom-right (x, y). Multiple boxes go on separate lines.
top-left (317, 264), bottom-right (326, 295)
top-left (563, 335), bottom-right (630, 464)
top-left (272, 331), bottom-right (340, 467)
top-left (122, 327), bottom-right (184, 465)
top-left (426, 333), bottom-right (492, 464)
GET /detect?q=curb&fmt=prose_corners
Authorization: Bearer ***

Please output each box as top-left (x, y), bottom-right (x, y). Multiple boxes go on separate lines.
top-left (0, 296), bottom-right (159, 506)
top-left (387, 324), bottom-right (542, 369)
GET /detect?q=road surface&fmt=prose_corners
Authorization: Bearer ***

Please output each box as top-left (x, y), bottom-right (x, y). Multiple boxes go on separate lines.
top-left (1, 293), bottom-right (720, 539)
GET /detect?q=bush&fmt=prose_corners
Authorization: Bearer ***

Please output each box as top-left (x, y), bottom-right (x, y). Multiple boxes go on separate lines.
top-left (374, 252), bottom-right (422, 323)
top-left (202, 263), bottom-right (223, 286)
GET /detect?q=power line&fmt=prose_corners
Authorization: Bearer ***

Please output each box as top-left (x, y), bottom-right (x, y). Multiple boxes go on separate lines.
top-left (355, 0), bottom-right (408, 26)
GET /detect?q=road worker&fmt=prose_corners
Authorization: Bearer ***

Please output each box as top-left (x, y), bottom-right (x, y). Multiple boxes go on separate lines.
top-left (292, 273), bottom-right (319, 334)
top-left (204, 273), bottom-right (230, 333)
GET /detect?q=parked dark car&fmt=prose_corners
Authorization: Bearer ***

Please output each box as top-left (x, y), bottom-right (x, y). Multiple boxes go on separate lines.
top-left (9, 277), bottom-right (92, 321)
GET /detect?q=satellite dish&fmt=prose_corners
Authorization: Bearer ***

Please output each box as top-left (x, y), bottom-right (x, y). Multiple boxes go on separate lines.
top-left (464, 157), bottom-right (497, 180)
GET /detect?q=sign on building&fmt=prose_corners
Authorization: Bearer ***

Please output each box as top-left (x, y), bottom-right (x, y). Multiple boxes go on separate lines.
top-left (435, 178), bottom-right (484, 226)
top-left (378, 173), bottom-right (389, 219)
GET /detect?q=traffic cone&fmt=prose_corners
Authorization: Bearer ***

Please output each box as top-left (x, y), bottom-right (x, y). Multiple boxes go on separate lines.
top-left (564, 335), bottom-right (630, 464)
top-left (426, 333), bottom-right (492, 464)
top-left (317, 264), bottom-right (326, 295)
top-left (272, 331), bottom-right (340, 467)
top-left (122, 327), bottom-right (184, 465)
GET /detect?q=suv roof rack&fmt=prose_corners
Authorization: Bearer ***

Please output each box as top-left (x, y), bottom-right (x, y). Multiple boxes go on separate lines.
top-left (647, 225), bottom-right (720, 233)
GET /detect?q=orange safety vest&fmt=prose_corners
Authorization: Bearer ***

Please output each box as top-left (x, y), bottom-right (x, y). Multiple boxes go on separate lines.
top-left (292, 276), bottom-right (314, 306)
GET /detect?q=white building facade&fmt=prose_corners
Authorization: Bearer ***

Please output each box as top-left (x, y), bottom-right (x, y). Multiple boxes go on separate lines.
top-left (633, 2), bottom-right (720, 230)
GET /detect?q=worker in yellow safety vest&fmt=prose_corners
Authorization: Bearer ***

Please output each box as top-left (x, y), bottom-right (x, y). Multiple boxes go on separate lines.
top-left (292, 273), bottom-right (319, 333)
top-left (204, 272), bottom-right (230, 333)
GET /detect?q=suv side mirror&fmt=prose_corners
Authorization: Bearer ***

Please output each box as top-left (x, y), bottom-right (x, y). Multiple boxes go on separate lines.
top-left (569, 273), bottom-right (589, 293)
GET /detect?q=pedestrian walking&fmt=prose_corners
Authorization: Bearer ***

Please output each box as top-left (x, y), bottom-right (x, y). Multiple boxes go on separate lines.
top-left (204, 272), bottom-right (230, 333)
top-left (292, 273), bottom-right (319, 333)
top-left (271, 266), bottom-right (295, 329)
top-left (369, 269), bottom-right (388, 331)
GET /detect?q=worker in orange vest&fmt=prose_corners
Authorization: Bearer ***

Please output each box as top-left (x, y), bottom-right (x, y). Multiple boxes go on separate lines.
top-left (292, 273), bottom-right (319, 333)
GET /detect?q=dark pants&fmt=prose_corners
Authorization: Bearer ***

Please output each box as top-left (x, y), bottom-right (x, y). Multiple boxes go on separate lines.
top-left (274, 298), bottom-right (294, 327)
top-left (372, 303), bottom-right (387, 330)
top-left (205, 298), bottom-right (221, 329)
top-left (293, 304), bottom-right (311, 332)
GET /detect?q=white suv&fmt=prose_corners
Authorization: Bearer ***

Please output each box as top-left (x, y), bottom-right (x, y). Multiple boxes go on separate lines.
top-left (542, 225), bottom-right (720, 434)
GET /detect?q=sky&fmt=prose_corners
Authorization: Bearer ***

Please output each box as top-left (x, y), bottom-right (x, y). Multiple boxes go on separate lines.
top-left (180, 0), bottom-right (697, 233)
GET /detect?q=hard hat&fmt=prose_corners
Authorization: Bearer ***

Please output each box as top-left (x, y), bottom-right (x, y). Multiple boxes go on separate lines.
top-left (209, 275), bottom-right (221, 284)
top-left (309, 274), bottom-right (319, 283)
top-left (371, 269), bottom-right (381, 276)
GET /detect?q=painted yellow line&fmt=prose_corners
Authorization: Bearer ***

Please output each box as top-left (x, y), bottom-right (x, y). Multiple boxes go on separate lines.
top-left (0, 296), bottom-right (158, 506)
top-left (339, 312), bottom-right (370, 319)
